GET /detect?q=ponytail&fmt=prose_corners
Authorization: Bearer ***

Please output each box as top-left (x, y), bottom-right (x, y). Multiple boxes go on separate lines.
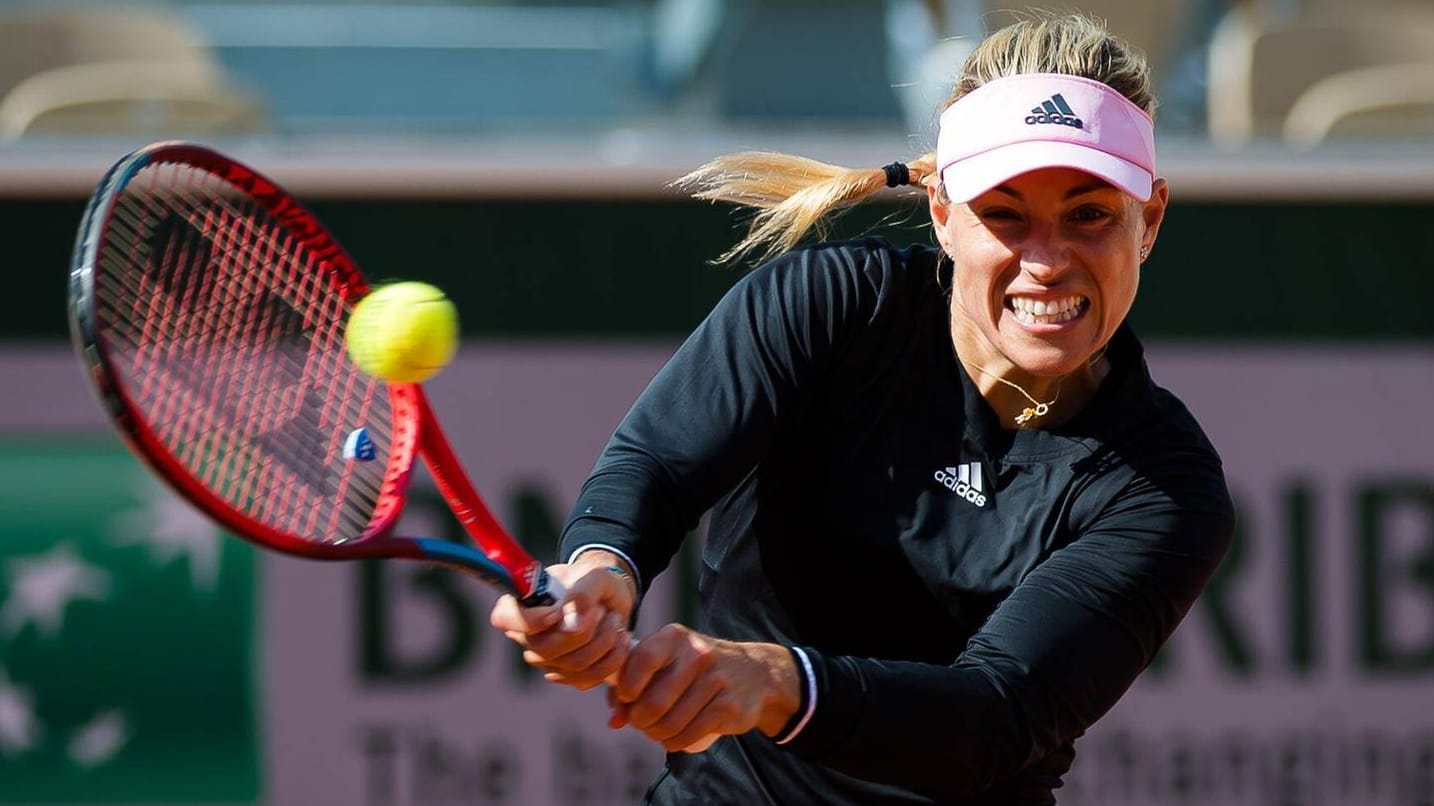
top-left (677, 12), bottom-right (1154, 267)
top-left (674, 151), bottom-right (936, 265)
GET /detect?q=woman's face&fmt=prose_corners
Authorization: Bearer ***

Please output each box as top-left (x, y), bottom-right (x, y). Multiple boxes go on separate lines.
top-left (929, 166), bottom-right (1168, 377)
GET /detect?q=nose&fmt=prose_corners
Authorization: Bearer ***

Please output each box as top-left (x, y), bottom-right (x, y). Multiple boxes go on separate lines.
top-left (1016, 230), bottom-right (1074, 282)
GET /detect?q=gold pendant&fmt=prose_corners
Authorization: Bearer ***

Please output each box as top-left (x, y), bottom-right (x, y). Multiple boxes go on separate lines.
top-left (1014, 402), bottom-right (1049, 427)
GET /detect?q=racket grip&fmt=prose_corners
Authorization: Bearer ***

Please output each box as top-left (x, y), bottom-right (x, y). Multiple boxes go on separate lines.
top-left (516, 568), bottom-right (566, 609)
top-left (519, 565), bottom-right (567, 608)
top-left (542, 575), bottom-right (568, 604)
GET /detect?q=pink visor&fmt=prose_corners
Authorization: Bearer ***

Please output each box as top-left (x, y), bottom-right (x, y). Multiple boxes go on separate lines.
top-left (936, 73), bottom-right (1156, 203)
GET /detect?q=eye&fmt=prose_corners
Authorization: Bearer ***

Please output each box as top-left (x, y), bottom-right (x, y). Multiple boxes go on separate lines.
top-left (1068, 205), bottom-right (1112, 223)
top-left (978, 207), bottom-right (1023, 223)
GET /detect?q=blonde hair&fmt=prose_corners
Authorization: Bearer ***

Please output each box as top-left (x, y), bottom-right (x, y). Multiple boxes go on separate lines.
top-left (677, 12), bottom-right (1156, 265)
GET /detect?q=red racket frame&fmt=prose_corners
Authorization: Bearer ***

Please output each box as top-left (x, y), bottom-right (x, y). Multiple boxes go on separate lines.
top-left (69, 142), bottom-right (555, 604)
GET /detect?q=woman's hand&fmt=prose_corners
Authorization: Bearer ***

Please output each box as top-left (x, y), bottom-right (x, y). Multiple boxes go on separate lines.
top-left (607, 624), bottom-right (801, 753)
top-left (488, 550), bottom-right (638, 690)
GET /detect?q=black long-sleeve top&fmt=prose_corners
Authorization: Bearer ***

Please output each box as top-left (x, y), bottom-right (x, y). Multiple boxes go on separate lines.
top-left (559, 238), bottom-right (1235, 804)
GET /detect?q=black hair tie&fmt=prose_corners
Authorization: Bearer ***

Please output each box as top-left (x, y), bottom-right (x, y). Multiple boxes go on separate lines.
top-left (882, 161), bottom-right (911, 188)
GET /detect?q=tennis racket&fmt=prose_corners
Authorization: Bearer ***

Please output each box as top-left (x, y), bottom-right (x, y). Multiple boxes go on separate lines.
top-left (67, 141), bottom-right (564, 607)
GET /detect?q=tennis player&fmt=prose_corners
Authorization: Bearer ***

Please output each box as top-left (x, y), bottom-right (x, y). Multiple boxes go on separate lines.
top-left (492, 12), bottom-right (1234, 804)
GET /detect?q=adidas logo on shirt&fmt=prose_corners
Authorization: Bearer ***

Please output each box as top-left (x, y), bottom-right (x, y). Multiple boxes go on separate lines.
top-left (934, 462), bottom-right (987, 507)
top-left (1025, 93), bottom-right (1084, 129)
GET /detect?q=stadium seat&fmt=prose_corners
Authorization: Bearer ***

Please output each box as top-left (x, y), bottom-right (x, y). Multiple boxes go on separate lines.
top-left (0, 60), bottom-right (267, 142)
top-left (0, 8), bottom-right (265, 140)
top-left (1282, 62), bottom-right (1434, 147)
top-left (982, 0), bottom-right (1201, 78)
top-left (1207, 2), bottom-right (1434, 146)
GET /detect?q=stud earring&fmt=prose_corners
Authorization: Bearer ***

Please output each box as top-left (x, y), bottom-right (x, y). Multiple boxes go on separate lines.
top-left (1139, 245), bottom-right (1150, 261)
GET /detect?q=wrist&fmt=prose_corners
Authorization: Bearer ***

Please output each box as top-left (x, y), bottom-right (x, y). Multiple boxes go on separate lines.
top-left (755, 642), bottom-right (803, 738)
top-left (570, 546), bottom-right (635, 578)
top-left (569, 548), bottom-right (640, 610)
top-left (601, 563), bottom-right (639, 607)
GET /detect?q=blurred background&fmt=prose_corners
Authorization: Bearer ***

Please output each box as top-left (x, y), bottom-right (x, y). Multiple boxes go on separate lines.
top-left (2, 1), bottom-right (1434, 804)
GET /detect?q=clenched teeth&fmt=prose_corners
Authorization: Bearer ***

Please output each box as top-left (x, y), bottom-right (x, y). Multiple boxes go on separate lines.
top-left (1007, 295), bottom-right (1087, 325)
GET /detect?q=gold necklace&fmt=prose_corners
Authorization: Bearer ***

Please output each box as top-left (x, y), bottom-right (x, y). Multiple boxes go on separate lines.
top-left (964, 346), bottom-right (1108, 428)
top-left (965, 363), bottom-right (1060, 426)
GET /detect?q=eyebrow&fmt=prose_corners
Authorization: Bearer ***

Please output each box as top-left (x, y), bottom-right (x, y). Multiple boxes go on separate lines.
top-left (990, 181), bottom-right (1117, 200)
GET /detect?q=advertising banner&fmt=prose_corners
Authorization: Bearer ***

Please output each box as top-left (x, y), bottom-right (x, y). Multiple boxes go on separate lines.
top-left (3, 343), bottom-right (1432, 806)
top-left (1062, 348), bottom-right (1434, 806)
top-left (0, 439), bottom-right (259, 803)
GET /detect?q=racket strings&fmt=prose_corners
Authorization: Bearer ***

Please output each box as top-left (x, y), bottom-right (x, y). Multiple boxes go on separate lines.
top-left (94, 162), bottom-right (396, 544)
top-left (147, 179), bottom-right (386, 540)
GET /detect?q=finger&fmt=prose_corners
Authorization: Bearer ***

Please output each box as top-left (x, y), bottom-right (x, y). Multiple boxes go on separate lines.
top-left (494, 564), bottom-right (607, 639)
top-left (614, 627), bottom-right (686, 703)
top-left (579, 621), bottom-right (635, 686)
top-left (535, 620), bottom-right (629, 690)
top-left (551, 566), bottom-right (631, 630)
top-left (561, 599), bottom-right (582, 632)
top-left (538, 642), bottom-right (630, 696)
top-left (672, 730), bottom-right (722, 754)
top-left (651, 691), bottom-right (734, 751)
top-left (540, 668), bottom-right (602, 688)
top-left (608, 705), bottom-right (630, 730)
top-left (659, 695), bottom-right (733, 753)
top-left (523, 603), bottom-right (605, 659)
top-left (539, 662), bottom-right (605, 688)
top-left (546, 613), bottom-right (625, 673)
top-left (626, 660), bottom-right (704, 731)
top-left (489, 592), bottom-right (564, 634)
top-left (607, 687), bottom-right (630, 729)
top-left (645, 676), bottom-right (721, 744)
top-left (572, 638), bottom-right (634, 693)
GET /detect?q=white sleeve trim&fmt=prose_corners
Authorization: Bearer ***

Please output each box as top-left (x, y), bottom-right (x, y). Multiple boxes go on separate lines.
top-left (776, 646), bottom-right (817, 745)
top-left (566, 543), bottom-right (643, 592)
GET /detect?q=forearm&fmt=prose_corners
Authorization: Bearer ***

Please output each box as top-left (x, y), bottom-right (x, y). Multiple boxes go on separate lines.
top-left (779, 650), bottom-right (1036, 796)
top-left (561, 254), bottom-right (865, 592)
top-left (778, 500), bottom-right (1234, 794)
top-left (560, 458), bottom-right (697, 594)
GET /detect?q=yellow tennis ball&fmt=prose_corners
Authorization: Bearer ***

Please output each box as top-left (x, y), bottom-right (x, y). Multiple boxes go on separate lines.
top-left (345, 282), bottom-right (459, 383)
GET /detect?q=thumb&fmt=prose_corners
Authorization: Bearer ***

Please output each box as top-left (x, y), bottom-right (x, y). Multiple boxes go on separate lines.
top-left (547, 564), bottom-right (627, 633)
top-left (556, 562), bottom-right (632, 608)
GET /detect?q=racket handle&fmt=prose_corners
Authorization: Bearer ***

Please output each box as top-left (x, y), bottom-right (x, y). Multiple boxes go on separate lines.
top-left (512, 567), bottom-right (566, 609)
top-left (542, 574), bottom-right (568, 604)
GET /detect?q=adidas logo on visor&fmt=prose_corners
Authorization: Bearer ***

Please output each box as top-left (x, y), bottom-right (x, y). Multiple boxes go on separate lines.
top-left (1025, 93), bottom-right (1083, 129)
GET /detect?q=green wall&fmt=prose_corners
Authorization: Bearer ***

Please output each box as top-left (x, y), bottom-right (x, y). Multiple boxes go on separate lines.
top-left (10, 195), bottom-right (1432, 342)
